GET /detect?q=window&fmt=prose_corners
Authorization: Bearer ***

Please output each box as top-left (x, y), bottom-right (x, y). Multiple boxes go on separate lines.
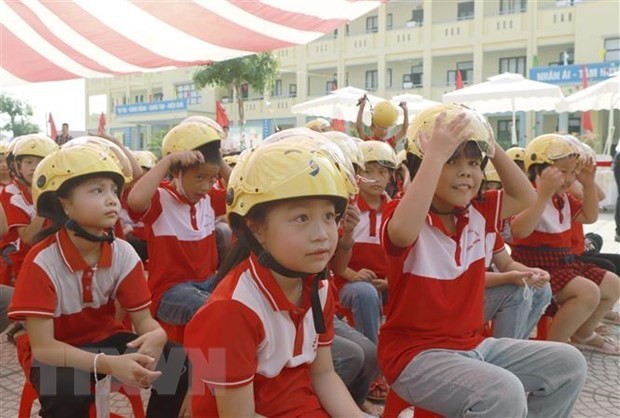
top-left (605, 37), bottom-right (620, 62)
top-left (497, 119), bottom-right (519, 149)
top-left (447, 61), bottom-right (473, 86)
top-left (500, 0), bottom-right (527, 14)
top-left (411, 63), bottom-right (423, 86)
top-left (273, 79), bottom-right (282, 97)
top-left (387, 13), bottom-right (393, 30)
top-left (409, 8), bottom-right (424, 26)
top-left (326, 80), bottom-right (337, 93)
top-left (240, 83), bottom-right (249, 99)
top-left (366, 16), bottom-right (378, 33)
top-left (568, 116), bottom-right (581, 134)
top-left (134, 94), bottom-right (144, 103)
top-left (365, 70), bottom-right (378, 90)
top-left (499, 56), bottom-right (526, 75)
top-left (153, 92), bottom-right (164, 101)
top-left (403, 74), bottom-right (414, 89)
top-left (289, 84), bottom-right (297, 98)
top-left (175, 83), bottom-right (201, 105)
top-left (559, 49), bottom-right (574, 65)
top-left (387, 69), bottom-right (393, 88)
top-left (457, 1), bottom-right (474, 20)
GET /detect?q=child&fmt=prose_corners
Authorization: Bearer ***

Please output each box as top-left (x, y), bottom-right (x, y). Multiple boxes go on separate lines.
top-left (356, 98), bottom-right (408, 148)
top-left (185, 138), bottom-right (363, 417)
top-left (380, 104), bottom-right (586, 416)
top-left (8, 145), bottom-right (188, 417)
top-left (128, 121), bottom-right (226, 325)
top-left (511, 134), bottom-right (620, 354)
top-left (506, 146), bottom-right (526, 172)
top-left (0, 135), bottom-right (58, 284)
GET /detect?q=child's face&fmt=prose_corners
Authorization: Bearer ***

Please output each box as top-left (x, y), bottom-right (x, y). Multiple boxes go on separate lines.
top-left (251, 198), bottom-right (339, 275)
top-left (359, 162), bottom-right (391, 198)
top-left (61, 177), bottom-right (120, 231)
top-left (0, 154), bottom-right (8, 175)
top-left (17, 156), bottom-right (43, 185)
top-left (371, 123), bottom-right (388, 139)
top-left (177, 162), bottom-right (220, 203)
top-left (433, 153), bottom-right (483, 211)
top-left (553, 156), bottom-right (579, 194)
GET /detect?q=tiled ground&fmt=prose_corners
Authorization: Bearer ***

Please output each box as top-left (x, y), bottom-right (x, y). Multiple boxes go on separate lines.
top-left (0, 212), bottom-right (618, 417)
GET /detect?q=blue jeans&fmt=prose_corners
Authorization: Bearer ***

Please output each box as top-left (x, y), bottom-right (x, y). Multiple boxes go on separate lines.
top-left (485, 283), bottom-right (551, 340)
top-left (332, 317), bottom-right (380, 405)
top-left (339, 281), bottom-right (382, 344)
top-left (156, 276), bottom-right (216, 325)
top-left (392, 338), bottom-right (586, 417)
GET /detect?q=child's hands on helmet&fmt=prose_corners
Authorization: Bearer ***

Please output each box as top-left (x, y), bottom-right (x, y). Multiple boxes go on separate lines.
top-left (419, 112), bottom-right (472, 163)
top-left (576, 161), bottom-right (596, 186)
top-left (535, 167), bottom-right (564, 198)
top-left (166, 150), bottom-right (204, 167)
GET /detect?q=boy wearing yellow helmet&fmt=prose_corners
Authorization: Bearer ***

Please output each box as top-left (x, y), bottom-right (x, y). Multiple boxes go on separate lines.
top-left (9, 145), bottom-right (188, 417)
top-left (356, 96), bottom-right (408, 148)
top-left (380, 105), bottom-right (585, 416)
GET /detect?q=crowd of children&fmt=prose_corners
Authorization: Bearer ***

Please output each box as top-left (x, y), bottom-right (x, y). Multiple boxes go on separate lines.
top-left (0, 100), bottom-right (617, 418)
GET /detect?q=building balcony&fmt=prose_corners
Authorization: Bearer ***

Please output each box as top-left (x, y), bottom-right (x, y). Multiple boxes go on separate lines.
top-left (221, 96), bottom-right (298, 121)
top-left (483, 12), bottom-right (528, 41)
top-left (306, 39), bottom-right (338, 63)
top-left (344, 33), bottom-right (378, 59)
top-left (431, 19), bottom-right (475, 49)
top-left (385, 27), bottom-right (424, 55)
top-left (536, 6), bottom-right (576, 42)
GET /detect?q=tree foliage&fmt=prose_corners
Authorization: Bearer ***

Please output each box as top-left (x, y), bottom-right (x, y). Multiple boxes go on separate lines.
top-left (193, 52), bottom-right (279, 125)
top-left (0, 94), bottom-right (40, 137)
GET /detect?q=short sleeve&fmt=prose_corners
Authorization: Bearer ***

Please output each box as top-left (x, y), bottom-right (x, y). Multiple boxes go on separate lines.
top-left (128, 189), bottom-right (162, 225)
top-left (318, 282), bottom-right (335, 346)
top-left (474, 189), bottom-right (504, 233)
top-left (9, 262), bottom-right (57, 320)
top-left (208, 188), bottom-right (226, 217)
top-left (185, 299), bottom-right (263, 388)
top-left (380, 199), bottom-right (414, 258)
top-left (492, 233), bottom-right (506, 254)
top-left (567, 193), bottom-right (583, 221)
top-left (6, 195), bottom-right (31, 229)
top-left (115, 256), bottom-right (151, 312)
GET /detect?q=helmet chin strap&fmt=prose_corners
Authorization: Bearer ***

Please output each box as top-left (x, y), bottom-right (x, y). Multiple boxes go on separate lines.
top-left (430, 203), bottom-right (471, 216)
top-left (239, 225), bottom-right (326, 334)
top-left (65, 219), bottom-right (115, 243)
top-left (172, 177), bottom-right (189, 200)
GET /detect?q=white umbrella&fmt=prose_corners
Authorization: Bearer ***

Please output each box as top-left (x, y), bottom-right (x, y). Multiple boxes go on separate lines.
top-left (442, 73), bottom-right (565, 144)
top-left (291, 86), bottom-right (386, 125)
top-left (391, 94), bottom-right (440, 123)
top-left (557, 72), bottom-right (620, 155)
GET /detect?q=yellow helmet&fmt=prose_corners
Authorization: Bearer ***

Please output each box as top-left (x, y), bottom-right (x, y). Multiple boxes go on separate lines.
top-left (322, 131), bottom-right (365, 170)
top-left (12, 134), bottom-right (59, 159)
top-left (132, 150), bottom-right (158, 170)
top-left (182, 115), bottom-right (226, 140)
top-left (223, 154), bottom-right (239, 167)
top-left (161, 122), bottom-right (221, 156)
top-left (506, 146), bottom-right (525, 163)
top-left (63, 136), bottom-right (133, 183)
top-left (227, 141), bottom-right (348, 220)
top-left (396, 149), bottom-right (407, 165)
top-left (372, 101), bottom-right (398, 129)
top-left (484, 161), bottom-right (501, 183)
top-left (360, 140), bottom-right (398, 170)
top-left (563, 134), bottom-right (593, 167)
top-left (305, 118), bottom-right (332, 132)
top-left (524, 134), bottom-right (580, 171)
top-left (33, 145), bottom-right (125, 220)
top-left (263, 128), bottom-right (358, 195)
top-left (407, 103), bottom-right (496, 158)
top-left (0, 142), bottom-right (9, 155)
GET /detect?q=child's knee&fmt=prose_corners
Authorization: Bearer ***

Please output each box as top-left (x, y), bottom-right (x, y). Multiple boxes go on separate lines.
top-left (468, 373), bottom-right (527, 416)
top-left (600, 272), bottom-right (620, 301)
top-left (563, 277), bottom-right (600, 309)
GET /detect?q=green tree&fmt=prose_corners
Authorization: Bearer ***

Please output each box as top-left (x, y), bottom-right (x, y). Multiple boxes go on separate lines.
top-left (193, 52), bottom-right (279, 126)
top-left (0, 94), bottom-right (39, 137)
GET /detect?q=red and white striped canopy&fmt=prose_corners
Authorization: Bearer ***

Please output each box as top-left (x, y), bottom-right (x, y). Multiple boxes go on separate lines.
top-left (0, 0), bottom-right (380, 86)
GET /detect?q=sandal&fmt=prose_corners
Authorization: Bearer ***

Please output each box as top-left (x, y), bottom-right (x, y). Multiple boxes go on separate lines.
top-left (602, 310), bottom-right (620, 326)
top-left (368, 375), bottom-right (389, 402)
top-left (570, 333), bottom-right (620, 356)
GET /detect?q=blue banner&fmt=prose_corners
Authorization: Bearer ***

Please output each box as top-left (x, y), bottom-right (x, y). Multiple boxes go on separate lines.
top-left (115, 99), bottom-right (188, 116)
top-left (529, 61), bottom-right (619, 85)
top-left (262, 119), bottom-right (272, 138)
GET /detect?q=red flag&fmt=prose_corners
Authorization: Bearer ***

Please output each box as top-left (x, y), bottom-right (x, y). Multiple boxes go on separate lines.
top-left (215, 101), bottom-right (230, 128)
top-left (580, 65), bottom-right (593, 132)
top-left (456, 70), bottom-right (464, 90)
top-left (48, 113), bottom-right (58, 139)
top-left (98, 112), bottom-right (106, 134)
top-left (331, 119), bottom-right (346, 132)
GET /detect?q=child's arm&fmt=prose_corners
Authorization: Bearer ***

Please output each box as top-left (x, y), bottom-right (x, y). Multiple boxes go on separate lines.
top-left (0, 205), bottom-right (7, 239)
top-left (491, 146), bottom-right (536, 219)
top-left (311, 346), bottom-right (362, 417)
top-left (126, 309), bottom-right (168, 368)
top-left (394, 102), bottom-right (409, 142)
top-left (214, 384), bottom-right (258, 417)
top-left (127, 151), bottom-right (204, 214)
top-left (92, 131), bottom-right (144, 182)
top-left (16, 216), bottom-right (46, 245)
top-left (330, 205), bottom-right (360, 275)
top-left (573, 162), bottom-right (599, 224)
top-left (510, 167), bottom-right (563, 240)
top-left (355, 96), bottom-right (368, 140)
top-left (387, 113), bottom-right (471, 248)
top-left (489, 248), bottom-right (550, 288)
top-left (26, 316), bottom-right (161, 387)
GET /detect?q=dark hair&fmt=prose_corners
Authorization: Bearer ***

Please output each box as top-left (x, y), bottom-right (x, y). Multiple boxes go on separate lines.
top-left (527, 163), bottom-right (549, 182)
top-left (169, 141), bottom-right (222, 175)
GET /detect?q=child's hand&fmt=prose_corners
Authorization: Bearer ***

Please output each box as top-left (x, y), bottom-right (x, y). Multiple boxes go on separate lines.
top-left (105, 353), bottom-right (162, 388)
top-left (372, 278), bottom-right (388, 292)
top-left (351, 268), bottom-right (377, 282)
top-left (576, 161), bottom-right (596, 186)
top-left (527, 267), bottom-right (550, 288)
top-left (341, 205), bottom-right (361, 233)
top-left (399, 101), bottom-right (408, 111)
top-left (357, 95), bottom-right (368, 107)
top-left (126, 328), bottom-right (167, 370)
top-left (166, 150), bottom-right (204, 167)
top-left (535, 167), bottom-right (564, 198)
top-left (419, 112), bottom-right (472, 163)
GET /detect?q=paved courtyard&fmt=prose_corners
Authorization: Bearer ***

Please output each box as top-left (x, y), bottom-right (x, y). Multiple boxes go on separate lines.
top-left (0, 212), bottom-right (618, 417)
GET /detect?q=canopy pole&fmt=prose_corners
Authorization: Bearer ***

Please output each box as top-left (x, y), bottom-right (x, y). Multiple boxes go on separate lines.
top-left (511, 99), bottom-right (517, 145)
top-left (603, 93), bottom-right (617, 155)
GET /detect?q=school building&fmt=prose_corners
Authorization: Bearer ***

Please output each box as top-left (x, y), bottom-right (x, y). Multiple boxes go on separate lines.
top-left (84, 0), bottom-right (620, 152)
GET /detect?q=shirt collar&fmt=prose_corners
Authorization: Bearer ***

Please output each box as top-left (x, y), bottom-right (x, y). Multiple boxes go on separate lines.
top-left (13, 179), bottom-right (33, 204)
top-left (57, 227), bottom-right (112, 273)
top-left (357, 192), bottom-right (388, 212)
top-left (247, 253), bottom-right (316, 313)
top-left (161, 180), bottom-right (196, 206)
top-left (426, 207), bottom-right (470, 239)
